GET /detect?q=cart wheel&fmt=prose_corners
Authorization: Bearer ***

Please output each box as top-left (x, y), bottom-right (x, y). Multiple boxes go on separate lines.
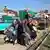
top-left (24, 39), bottom-right (31, 47)
top-left (4, 36), bottom-right (9, 43)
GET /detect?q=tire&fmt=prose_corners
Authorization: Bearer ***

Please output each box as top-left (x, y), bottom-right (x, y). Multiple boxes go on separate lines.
top-left (24, 37), bottom-right (31, 47)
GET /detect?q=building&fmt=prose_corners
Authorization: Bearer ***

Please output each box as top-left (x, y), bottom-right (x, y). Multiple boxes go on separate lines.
top-left (3, 6), bottom-right (18, 16)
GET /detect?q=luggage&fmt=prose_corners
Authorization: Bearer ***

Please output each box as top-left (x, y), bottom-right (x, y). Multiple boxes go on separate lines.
top-left (30, 30), bottom-right (37, 39)
top-left (4, 26), bottom-right (17, 44)
top-left (20, 24), bottom-right (31, 46)
top-left (23, 32), bottom-right (31, 46)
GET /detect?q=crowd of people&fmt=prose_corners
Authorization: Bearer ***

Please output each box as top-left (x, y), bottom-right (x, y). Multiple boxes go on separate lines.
top-left (4, 14), bottom-right (37, 46)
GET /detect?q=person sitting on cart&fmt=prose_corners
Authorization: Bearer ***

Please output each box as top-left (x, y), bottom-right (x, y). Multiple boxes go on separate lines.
top-left (27, 19), bottom-right (37, 40)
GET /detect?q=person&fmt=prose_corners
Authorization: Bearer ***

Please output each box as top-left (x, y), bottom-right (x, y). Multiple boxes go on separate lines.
top-left (27, 19), bottom-right (33, 31)
top-left (12, 30), bottom-right (17, 45)
top-left (4, 27), bottom-right (14, 43)
top-left (22, 20), bottom-right (31, 46)
top-left (27, 19), bottom-right (37, 40)
top-left (11, 19), bottom-right (19, 45)
top-left (11, 19), bottom-right (19, 28)
top-left (25, 13), bottom-right (29, 20)
top-left (17, 21), bottom-right (24, 44)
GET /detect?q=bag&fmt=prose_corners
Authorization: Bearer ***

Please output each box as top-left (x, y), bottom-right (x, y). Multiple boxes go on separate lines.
top-left (30, 31), bottom-right (37, 39)
top-left (12, 30), bottom-right (17, 36)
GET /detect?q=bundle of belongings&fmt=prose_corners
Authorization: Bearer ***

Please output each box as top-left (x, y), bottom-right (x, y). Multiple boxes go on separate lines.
top-left (4, 19), bottom-right (37, 46)
top-left (4, 19), bottom-right (19, 45)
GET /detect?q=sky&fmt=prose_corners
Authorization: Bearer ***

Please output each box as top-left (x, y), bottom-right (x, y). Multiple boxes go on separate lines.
top-left (0, 0), bottom-right (50, 12)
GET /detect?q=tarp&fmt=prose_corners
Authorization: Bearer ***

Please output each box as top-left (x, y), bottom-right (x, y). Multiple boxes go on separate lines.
top-left (19, 10), bottom-right (37, 20)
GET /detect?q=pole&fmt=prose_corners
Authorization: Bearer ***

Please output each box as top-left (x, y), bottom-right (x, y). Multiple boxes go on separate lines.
top-left (46, 16), bottom-right (47, 28)
top-left (45, 16), bottom-right (48, 34)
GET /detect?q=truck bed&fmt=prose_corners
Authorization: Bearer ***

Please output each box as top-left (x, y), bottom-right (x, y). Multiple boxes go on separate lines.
top-left (0, 23), bottom-right (11, 31)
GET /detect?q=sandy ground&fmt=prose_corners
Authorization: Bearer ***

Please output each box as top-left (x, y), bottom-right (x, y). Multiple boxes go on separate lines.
top-left (0, 44), bottom-right (26, 50)
top-left (0, 34), bottom-right (26, 50)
